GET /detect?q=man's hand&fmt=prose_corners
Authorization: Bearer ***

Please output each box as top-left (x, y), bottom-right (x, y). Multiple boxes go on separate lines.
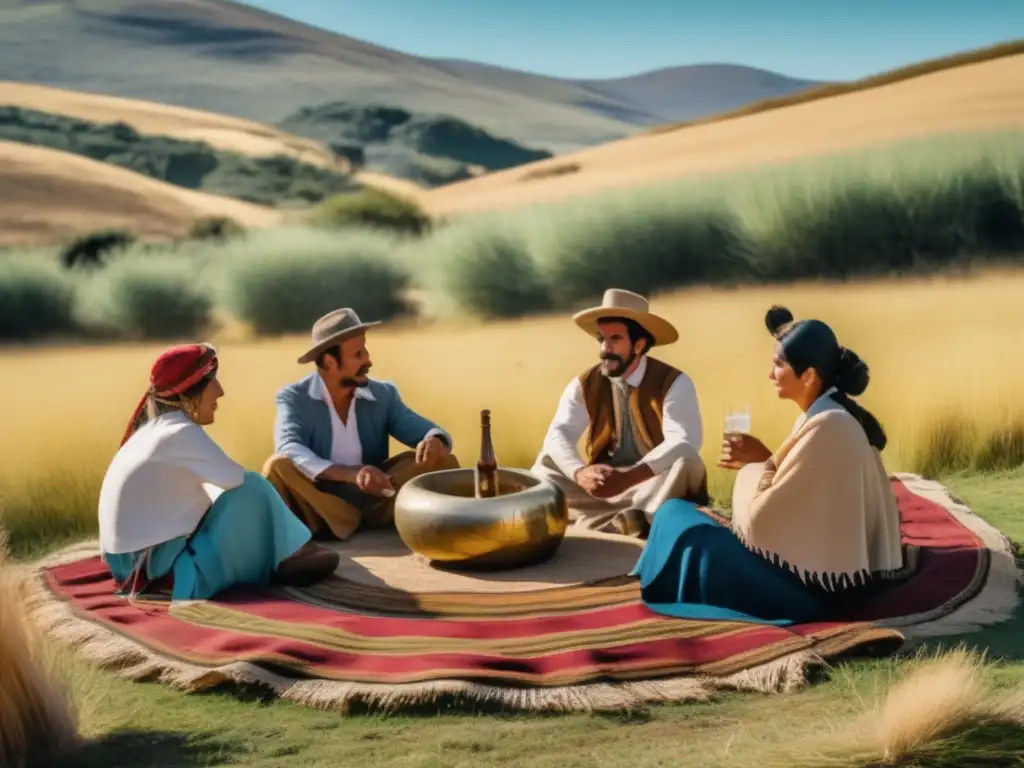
top-left (415, 434), bottom-right (449, 466)
top-left (718, 433), bottom-right (773, 470)
top-left (574, 464), bottom-right (614, 495)
top-left (590, 464), bottom-right (654, 499)
top-left (355, 465), bottom-right (394, 496)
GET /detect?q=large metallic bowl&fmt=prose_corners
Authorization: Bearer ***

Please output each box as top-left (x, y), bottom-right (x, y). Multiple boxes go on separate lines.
top-left (393, 467), bottom-right (569, 571)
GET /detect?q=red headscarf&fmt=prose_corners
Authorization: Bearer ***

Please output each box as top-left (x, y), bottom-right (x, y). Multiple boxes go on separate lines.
top-left (120, 343), bottom-right (219, 447)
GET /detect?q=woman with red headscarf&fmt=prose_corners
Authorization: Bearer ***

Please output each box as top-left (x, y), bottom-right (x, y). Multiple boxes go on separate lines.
top-left (98, 343), bottom-right (339, 601)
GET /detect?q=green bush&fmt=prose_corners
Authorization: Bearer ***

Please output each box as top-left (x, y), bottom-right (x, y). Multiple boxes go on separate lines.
top-left (742, 142), bottom-right (1024, 279)
top-left (308, 188), bottom-right (431, 236)
top-left (425, 222), bottom-right (553, 318)
top-left (0, 258), bottom-right (78, 340)
top-left (59, 228), bottom-right (137, 269)
top-left (418, 128), bottom-right (1024, 320)
top-left (188, 216), bottom-right (246, 241)
top-left (77, 254), bottom-right (214, 340)
top-left (215, 227), bottom-right (411, 335)
top-left (531, 195), bottom-right (751, 306)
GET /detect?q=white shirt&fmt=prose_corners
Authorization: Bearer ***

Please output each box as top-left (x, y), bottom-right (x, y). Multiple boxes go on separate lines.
top-left (97, 410), bottom-right (245, 555)
top-left (285, 375), bottom-right (451, 481)
top-left (289, 374), bottom-right (366, 481)
top-left (539, 356), bottom-right (703, 479)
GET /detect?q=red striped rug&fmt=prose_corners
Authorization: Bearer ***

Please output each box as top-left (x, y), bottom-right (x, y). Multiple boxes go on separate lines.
top-left (28, 474), bottom-right (1019, 713)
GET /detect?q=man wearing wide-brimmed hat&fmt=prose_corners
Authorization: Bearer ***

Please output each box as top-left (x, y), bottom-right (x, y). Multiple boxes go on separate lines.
top-left (530, 289), bottom-right (707, 537)
top-left (262, 308), bottom-right (459, 540)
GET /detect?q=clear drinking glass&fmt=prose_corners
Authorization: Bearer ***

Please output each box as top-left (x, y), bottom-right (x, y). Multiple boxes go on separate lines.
top-left (723, 406), bottom-right (751, 437)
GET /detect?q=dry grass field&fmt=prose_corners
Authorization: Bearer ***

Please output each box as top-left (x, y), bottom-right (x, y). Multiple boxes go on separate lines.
top-left (0, 141), bottom-right (286, 246)
top-left (3, 270), bottom-right (1024, 555)
top-left (423, 54), bottom-right (1024, 216)
top-left (1, 272), bottom-right (1023, 767)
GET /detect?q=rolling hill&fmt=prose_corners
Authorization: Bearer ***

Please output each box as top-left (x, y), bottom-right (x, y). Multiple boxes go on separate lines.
top-left (421, 53), bottom-right (1024, 216)
top-left (0, 140), bottom-right (282, 246)
top-left (0, 0), bottom-right (822, 154)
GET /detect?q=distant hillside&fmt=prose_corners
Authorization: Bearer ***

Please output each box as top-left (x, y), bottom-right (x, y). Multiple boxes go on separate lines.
top-left (279, 102), bottom-right (553, 186)
top-left (575, 64), bottom-right (824, 123)
top-left (0, 140), bottom-right (281, 246)
top-left (430, 59), bottom-right (825, 124)
top-left (0, 105), bottom-right (358, 205)
top-left (421, 53), bottom-right (1024, 217)
top-left (0, 0), bottom-right (822, 154)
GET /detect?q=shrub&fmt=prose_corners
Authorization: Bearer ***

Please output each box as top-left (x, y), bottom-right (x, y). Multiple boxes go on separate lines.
top-left (744, 144), bottom-right (1024, 279)
top-left (59, 229), bottom-right (136, 270)
top-left (77, 254), bottom-right (214, 340)
top-left (308, 188), bottom-right (431, 236)
top-left (215, 227), bottom-right (411, 335)
top-left (0, 258), bottom-right (78, 341)
top-left (531, 194), bottom-right (752, 307)
top-left (420, 129), bottom-right (1024, 320)
top-left (425, 223), bottom-right (553, 318)
top-left (188, 216), bottom-right (246, 242)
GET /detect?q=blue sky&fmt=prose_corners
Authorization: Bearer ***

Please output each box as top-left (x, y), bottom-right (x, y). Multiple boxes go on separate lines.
top-left (239, 0), bottom-right (1022, 81)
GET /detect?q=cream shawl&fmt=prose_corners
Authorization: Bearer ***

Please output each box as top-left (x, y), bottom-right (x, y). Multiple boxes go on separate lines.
top-left (731, 397), bottom-right (903, 591)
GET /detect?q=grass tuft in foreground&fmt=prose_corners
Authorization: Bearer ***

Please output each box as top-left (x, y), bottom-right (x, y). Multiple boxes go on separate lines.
top-left (753, 648), bottom-right (1024, 768)
top-left (0, 528), bottom-right (81, 768)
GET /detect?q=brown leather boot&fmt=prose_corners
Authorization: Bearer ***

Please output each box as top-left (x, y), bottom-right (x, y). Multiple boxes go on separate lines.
top-left (274, 542), bottom-right (339, 587)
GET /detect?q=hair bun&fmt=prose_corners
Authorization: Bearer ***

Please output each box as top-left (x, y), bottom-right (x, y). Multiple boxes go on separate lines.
top-left (765, 305), bottom-right (794, 336)
top-left (835, 348), bottom-right (869, 396)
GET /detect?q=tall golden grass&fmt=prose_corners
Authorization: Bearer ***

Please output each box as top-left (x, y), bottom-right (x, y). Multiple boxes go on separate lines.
top-left (1, 270), bottom-right (1023, 555)
top-left (752, 649), bottom-right (1024, 767)
top-left (0, 530), bottom-right (80, 766)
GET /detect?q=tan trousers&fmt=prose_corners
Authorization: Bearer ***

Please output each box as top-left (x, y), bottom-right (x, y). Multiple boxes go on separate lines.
top-left (262, 450), bottom-right (460, 541)
top-left (530, 444), bottom-right (708, 537)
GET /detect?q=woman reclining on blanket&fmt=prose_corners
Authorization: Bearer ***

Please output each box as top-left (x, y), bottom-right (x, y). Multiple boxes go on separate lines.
top-left (632, 306), bottom-right (904, 624)
top-left (98, 343), bottom-right (339, 601)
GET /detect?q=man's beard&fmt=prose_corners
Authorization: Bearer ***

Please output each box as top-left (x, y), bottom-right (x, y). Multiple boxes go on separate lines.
top-left (600, 349), bottom-right (635, 378)
top-left (341, 364), bottom-right (371, 388)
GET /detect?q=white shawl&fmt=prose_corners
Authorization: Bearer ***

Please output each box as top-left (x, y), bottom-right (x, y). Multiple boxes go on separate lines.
top-left (731, 395), bottom-right (904, 591)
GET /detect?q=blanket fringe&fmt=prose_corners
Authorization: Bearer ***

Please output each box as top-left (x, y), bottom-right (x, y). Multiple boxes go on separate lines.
top-left (880, 473), bottom-right (1021, 644)
top-left (23, 542), bottom-right (819, 714)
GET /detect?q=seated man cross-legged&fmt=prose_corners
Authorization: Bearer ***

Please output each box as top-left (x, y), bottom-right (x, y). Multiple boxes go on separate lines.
top-left (531, 289), bottom-right (708, 537)
top-left (263, 307), bottom-right (459, 541)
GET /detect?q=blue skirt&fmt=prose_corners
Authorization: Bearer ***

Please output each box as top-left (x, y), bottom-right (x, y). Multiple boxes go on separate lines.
top-left (104, 471), bottom-right (312, 601)
top-left (631, 499), bottom-right (827, 625)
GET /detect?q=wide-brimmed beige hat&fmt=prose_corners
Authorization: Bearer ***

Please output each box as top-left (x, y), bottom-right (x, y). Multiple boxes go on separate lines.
top-left (297, 308), bottom-right (381, 364)
top-left (572, 289), bottom-right (678, 346)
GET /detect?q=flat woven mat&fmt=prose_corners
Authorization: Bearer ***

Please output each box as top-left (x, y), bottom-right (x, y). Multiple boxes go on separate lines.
top-left (28, 473), bottom-right (1020, 713)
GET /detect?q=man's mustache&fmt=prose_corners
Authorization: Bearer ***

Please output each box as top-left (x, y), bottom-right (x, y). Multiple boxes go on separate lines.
top-left (600, 354), bottom-right (624, 365)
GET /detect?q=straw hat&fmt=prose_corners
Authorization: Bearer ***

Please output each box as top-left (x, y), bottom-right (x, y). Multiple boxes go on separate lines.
top-left (572, 289), bottom-right (678, 346)
top-left (297, 308), bottom-right (381, 364)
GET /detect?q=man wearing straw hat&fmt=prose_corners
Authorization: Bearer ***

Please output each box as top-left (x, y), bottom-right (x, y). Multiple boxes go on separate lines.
top-left (531, 289), bottom-right (707, 537)
top-left (262, 308), bottom-right (459, 541)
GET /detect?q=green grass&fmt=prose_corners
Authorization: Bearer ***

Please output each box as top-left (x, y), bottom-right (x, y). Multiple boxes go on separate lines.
top-left (28, 469), bottom-right (1023, 768)
top-left (307, 187), bottom-right (432, 236)
top-left (212, 226), bottom-right (413, 335)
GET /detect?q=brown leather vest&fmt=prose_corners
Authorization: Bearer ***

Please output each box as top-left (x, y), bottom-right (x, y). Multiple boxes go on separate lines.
top-left (578, 356), bottom-right (682, 465)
